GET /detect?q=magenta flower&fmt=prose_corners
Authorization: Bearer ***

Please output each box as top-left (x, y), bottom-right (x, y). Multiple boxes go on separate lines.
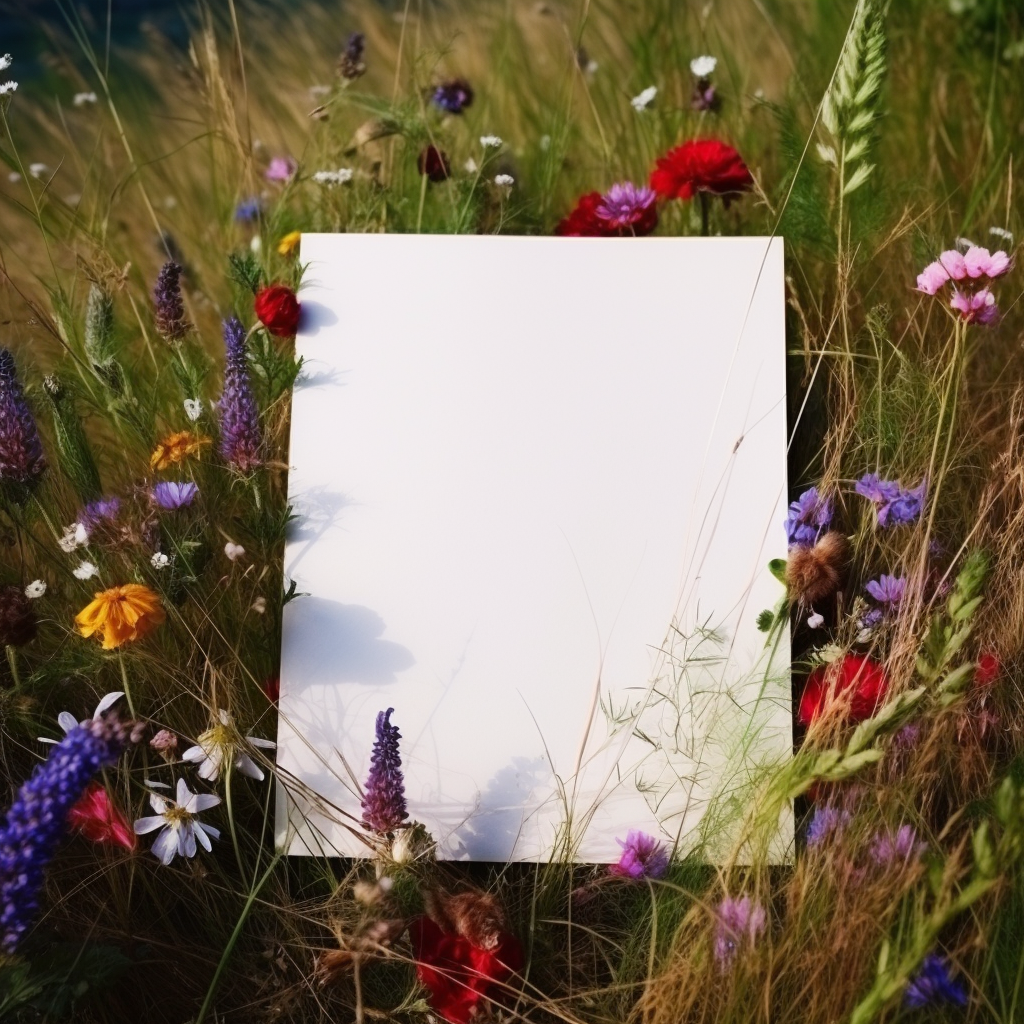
top-left (608, 829), bottom-right (670, 879)
top-left (951, 287), bottom-right (998, 325)
top-left (596, 182), bottom-right (658, 233)
top-left (938, 249), bottom-right (968, 280)
top-left (963, 245), bottom-right (1011, 279)
top-left (713, 895), bottom-right (766, 970)
top-left (916, 245), bottom-right (1010, 327)
top-left (265, 156), bottom-right (297, 183)
top-left (916, 261), bottom-right (949, 295)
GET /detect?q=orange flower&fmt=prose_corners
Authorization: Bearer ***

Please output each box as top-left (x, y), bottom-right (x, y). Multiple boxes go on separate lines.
top-left (75, 584), bottom-right (166, 649)
top-left (150, 431), bottom-right (211, 471)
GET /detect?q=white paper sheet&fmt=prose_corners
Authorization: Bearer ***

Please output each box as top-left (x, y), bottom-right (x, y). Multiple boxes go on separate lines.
top-left (276, 234), bottom-right (792, 862)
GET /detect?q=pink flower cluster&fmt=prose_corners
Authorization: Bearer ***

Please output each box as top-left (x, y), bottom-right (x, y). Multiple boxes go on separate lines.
top-left (916, 245), bottom-right (1012, 326)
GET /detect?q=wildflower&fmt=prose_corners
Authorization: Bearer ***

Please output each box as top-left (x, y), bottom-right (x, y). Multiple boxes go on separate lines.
top-left (58, 522), bottom-right (89, 552)
top-left (409, 915), bottom-right (523, 1024)
top-left (865, 574), bottom-right (907, 605)
top-left (0, 585), bottom-right (37, 647)
top-left (432, 78), bottom-right (474, 114)
top-left (418, 145), bottom-right (451, 182)
top-left (67, 782), bottom-right (136, 850)
top-left (183, 398), bottom-right (202, 422)
top-left (494, 173), bottom-right (514, 190)
top-left (277, 230), bottom-right (301, 256)
top-left (595, 182), bottom-right (658, 234)
top-left (361, 707), bottom-right (409, 833)
top-left (464, 157), bottom-right (479, 173)
top-left (74, 583), bottom-right (165, 649)
top-left (806, 805), bottom-right (850, 847)
top-left (152, 480), bottom-right (198, 509)
top-left (964, 245), bottom-right (1012, 279)
top-left (24, 580), bottom-right (45, 599)
top-left (556, 192), bottom-right (609, 237)
top-left (690, 55), bottom-right (718, 78)
top-left (904, 953), bottom-right (968, 1009)
top-left (73, 561), bottom-right (99, 580)
top-left (950, 287), bottom-right (998, 325)
top-left (0, 55), bottom-right (11, 70)
top-left (857, 606), bottom-right (884, 636)
top-left (713, 895), bottom-right (766, 970)
top-left (73, 91), bottom-right (97, 105)
top-left (0, 348), bottom-right (47, 489)
top-left (855, 473), bottom-right (926, 527)
top-left (786, 531), bottom-right (850, 604)
top-left (975, 651), bottom-right (1000, 687)
top-left (219, 316), bottom-right (263, 471)
top-left (79, 496), bottom-right (120, 532)
top-left (149, 729), bottom-right (178, 759)
top-left (480, 134), bottom-right (502, 148)
top-left (799, 654), bottom-right (890, 727)
top-left (152, 261), bottom-right (190, 341)
top-left (312, 167), bottom-right (354, 185)
top-left (263, 675), bottom-right (280, 704)
top-left (870, 824), bottom-right (926, 865)
top-left (0, 711), bottom-right (140, 950)
top-left (150, 431), bottom-right (211, 470)
top-left (150, 551), bottom-right (169, 570)
top-left (916, 245), bottom-right (1010, 326)
top-left (784, 486), bottom-right (832, 547)
top-left (989, 226), bottom-right (1013, 244)
top-left (29, 162), bottom-right (47, 178)
top-left (181, 709), bottom-right (277, 782)
top-left (807, 611), bottom-right (824, 628)
top-left (133, 778), bottom-right (221, 866)
top-left (689, 55), bottom-right (719, 111)
top-left (224, 541), bottom-right (245, 562)
top-left (608, 829), bottom-right (670, 879)
top-left (631, 85), bottom-right (657, 111)
top-left (251, 596), bottom-right (267, 613)
top-left (391, 821), bottom-right (436, 865)
top-left (255, 285), bottom-right (301, 337)
top-left (0, 82), bottom-right (16, 96)
top-left (338, 31), bottom-right (366, 79)
top-left (265, 156), bottom-right (297, 183)
top-left (650, 139), bottom-right (753, 204)
top-left (234, 197), bottom-right (262, 223)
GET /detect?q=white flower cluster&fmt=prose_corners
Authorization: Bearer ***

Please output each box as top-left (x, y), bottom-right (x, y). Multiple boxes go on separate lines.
top-left (312, 167), bottom-right (354, 186)
top-left (73, 91), bottom-right (97, 106)
top-left (480, 134), bottom-right (502, 149)
top-left (631, 85), bottom-right (657, 111)
top-left (690, 54), bottom-right (717, 78)
top-left (59, 522), bottom-right (89, 552)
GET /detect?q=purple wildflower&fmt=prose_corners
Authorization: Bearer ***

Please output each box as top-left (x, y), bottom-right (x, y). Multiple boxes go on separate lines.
top-left (218, 317), bottom-right (263, 473)
top-left (234, 197), bottom-right (262, 224)
top-left (859, 607), bottom-right (884, 631)
top-left (608, 830), bottom-right (670, 879)
top-left (691, 83), bottom-right (718, 112)
top-left (431, 78), bottom-right (474, 114)
top-left (265, 156), bottom-right (297, 183)
top-left (361, 708), bottom-right (409, 833)
top-left (152, 261), bottom-right (189, 341)
top-left (784, 486), bottom-right (832, 547)
top-left (870, 824), bottom-right (926, 866)
top-left (339, 32), bottom-right (366, 80)
top-left (904, 953), bottom-right (968, 1009)
top-left (713, 895), bottom-right (766, 970)
top-left (855, 473), bottom-right (926, 527)
top-left (0, 349), bottom-right (46, 490)
top-left (806, 805), bottom-right (851, 848)
top-left (595, 182), bottom-right (658, 232)
top-left (79, 496), bottom-right (120, 531)
top-left (152, 481), bottom-right (198, 510)
top-left (0, 713), bottom-right (139, 950)
top-left (865, 574), bottom-right (907, 605)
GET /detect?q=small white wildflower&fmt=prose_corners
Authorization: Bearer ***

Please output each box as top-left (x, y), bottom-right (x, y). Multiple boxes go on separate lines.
top-left (807, 612), bottom-right (825, 629)
top-left (539, 134), bottom-right (551, 151)
top-left (0, 55), bottom-right (12, 71)
top-left (956, 236), bottom-right (977, 251)
top-left (151, 551), bottom-right (170, 570)
top-left (251, 596), bottom-right (267, 614)
top-left (224, 541), bottom-right (246, 562)
top-left (181, 709), bottom-right (277, 782)
top-left (249, 234), bottom-right (262, 254)
top-left (7, 171), bottom-right (20, 183)
top-left (73, 561), bottom-right (99, 580)
top-left (73, 91), bottom-right (97, 106)
top-left (990, 226), bottom-right (1014, 243)
top-left (690, 55), bottom-right (717, 78)
top-left (583, 57), bottom-right (599, 74)
top-left (0, 81), bottom-right (18, 96)
top-left (183, 398), bottom-right (202, 422)
top-left (29, 162), bottom-right (48, 178)
top-left (134, 778), bottom-right (222, 865)
top-left (312, 168), bottom-right (354, 186)
top-left (631, 85), bottom-right (657, 111)
top-left (59, 522), bottom-right (89, 553)
top-left (480, 134), bottom-right (502, 148)
top-left (24, 580), bottom-right (46, 599)
top-left (464, 157), bottom-right (479, 174)
top-left (494, 173), bottom-right (514, 188)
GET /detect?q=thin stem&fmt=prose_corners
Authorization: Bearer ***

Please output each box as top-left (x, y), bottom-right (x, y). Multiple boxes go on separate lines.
top-left (699, 191), bottom-right (710, 236)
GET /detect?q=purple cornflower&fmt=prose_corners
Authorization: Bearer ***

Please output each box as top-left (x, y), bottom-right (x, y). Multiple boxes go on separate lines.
top-left (0, 713), bottom-right (139, 950)
top-left (79, 496), bottom-right (120, 531)
top-left (806, 805), bottom-right (851, 848)
top-left (152, 481), bottom-right (198, 510)
top-left (0, 348), bottom-right (46, 489)
top-left (865, 574), bottom-right (907, 605)
top-left (608, 829), bottom-right (670, 879)
top-left (218, 317), bottom-right (263, 473)
top-left (904, 953), bottom-right (968, 1009)
top-left (265, 156), bottom-right (297, 183)
top-left (596, 182), bottom-right (658, 232)
top-left (361, 708), bottom-right (409, 833)
top-left (855, 473), bottom-right (926, 527)
top-left (234, 197), bottom-right (262, 223)
top-left (713, 895), bottom-right (766, 970)
top-left (784, 486), bottom-right (832, 547)
top-left (870, 824), bottom-right (926, 866)
top-left (858, 607), bottom-right (884, 631)
top-left (152, 261), bottom-right (189, 341)
top-left (431, 78), bottom-right (474, 114)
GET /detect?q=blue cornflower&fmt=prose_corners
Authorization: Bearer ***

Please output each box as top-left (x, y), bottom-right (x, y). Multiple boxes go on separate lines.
top-left (79, 496), bottom-right (120, 531)
top-left (152, 480), bottom-right (198, 509)
top-left (431, 78), bottom-right (474, 114)
top-left (0, 348), bottom-right (47, 490)
top-left (234, 197), bottom-right (262, 223)
top-left (855, 473), bottom-right (927, 527)
top-left (361, 708), bottom-right (408, 834)
top-left (784, 486), bottom-right (832, 547)
top-left (218, 317), bottom-right (263, 472)
top-left (806, 805), bottom-right (851, 848)
top-left (865, 574), bottom-right (907, 605)
top-left (904, 953), bottom-right (968, 1009)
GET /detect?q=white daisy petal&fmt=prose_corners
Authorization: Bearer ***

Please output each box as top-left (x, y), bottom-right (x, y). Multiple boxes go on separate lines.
top-left (235, 754), bottom-right (264, 781)
top-left (93, 691), bottom-right (124, 717)
top-left (248, 737), bottom-right (277, 749)
top-left (133, 815), bottom-right (168, 835)
top-left (181, 824), bottom-right (197, 859)
top-left (187, 792), bottom-right (222, 813)
top-left (57, 711), bottom-right (79, 734)
top-left (198, 823), bottom-right (221, 842)
top-left (175, 778), bottom-right (191, 805)
top-left (152, 827), bottom-right (180, 865)
top-left (148, 793), bottom-right (170, 814)
top-left (181, 745), bottom-right (205, 763)
top-left (193, 823), bottom-right (213, 853)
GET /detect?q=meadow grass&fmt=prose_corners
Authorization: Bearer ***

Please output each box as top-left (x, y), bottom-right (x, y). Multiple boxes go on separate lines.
top-left (1, 0), bottom-right (1024, 1021)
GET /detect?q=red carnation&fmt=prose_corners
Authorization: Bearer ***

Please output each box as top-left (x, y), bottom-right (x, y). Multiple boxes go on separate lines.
top-left (555, 192), bottom-right (610, 237)
top-left (418, 145), bottom-right (451, 183)
top-left (409, 915), bottom-right (522, 1024)
top-left (650, 138), bottom-right (753, 204)
top-left (254, 285), bottom-right (301, 337)
top-left (799, 654), bottom-right (890, 727)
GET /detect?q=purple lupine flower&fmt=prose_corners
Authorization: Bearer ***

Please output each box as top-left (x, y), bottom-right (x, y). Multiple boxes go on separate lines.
top-left (79, 496), bottom-right (120, 531)
top-left (855, 473), bottom-right (926, 527)
top-left (152, 481), bottom-right (198, 510)
top-left (431, 78), bottom-right (474, 114)
top-left (904, 953), bottom-right (968, 1009)
top-left (0, 348), bottom-right (47, 489)
top-left (0, 713), bottom-right (139, 950)
top-left (713, 895), bottom-right (766, 970)
top-left (870, 824), bottom-right (926, 866)
top-left (608, 829), bottom-right (670, 879)
top-left (806, 805), bottom-right (851, 848)
top-left (218, 317), bottom-right (263, 473)
top-left (784, 486), bottom-right (832, 547)
top-left (865, 574), bottom-right (907, 605)
top-left (234, 197), bottom-right (262, 223)
top-left (361, 708), bottom-right (409, 833)
top-left (596, 182), bottom-right (658, 232)
top-left (152, 261), bottom-right (189, 341)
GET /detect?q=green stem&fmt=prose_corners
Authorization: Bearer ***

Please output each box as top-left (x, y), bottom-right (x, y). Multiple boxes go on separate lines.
top-left (6, 646), bottom-right (20, 688)
top-left (699, 191), bottom-right (710, 237)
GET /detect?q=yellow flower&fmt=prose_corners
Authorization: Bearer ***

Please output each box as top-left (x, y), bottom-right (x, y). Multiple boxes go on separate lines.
top-left (277, 230), bottom-right (302, 257)
top-left (75, 584), bottom-right (166, 650)
top-left (150, 430), bottom-right (211, 471)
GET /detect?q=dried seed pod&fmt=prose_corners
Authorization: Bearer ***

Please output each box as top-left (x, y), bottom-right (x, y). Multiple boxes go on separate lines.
top-left (425, 887), bottom-right (509, 951)
top-left (786, 531), bottom-right (850, 605)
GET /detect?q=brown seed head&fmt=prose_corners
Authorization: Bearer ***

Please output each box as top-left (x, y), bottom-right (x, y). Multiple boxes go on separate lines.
top-left (786, 531), bottom-right (850, 605)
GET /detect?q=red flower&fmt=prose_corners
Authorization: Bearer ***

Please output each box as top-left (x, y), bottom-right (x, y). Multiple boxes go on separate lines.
top-left (255, 285), bottom-right (301, 337)
top-left (556, 192), bottom-right (611, 237)
top-left (409, 916), bottom-right (522, 1024)
top-left (974, 652), bottom-right (1000, 687)
top-left (263, 674), bottom-right (280, 704)
top-left (650, 139), bottom-right (754, 204)
top-left (799, 654), bottom-right (890, 727)
top-left (67, 782), bottom-right (137, 850)
top-left (418, 145), bottom-right (451, 183)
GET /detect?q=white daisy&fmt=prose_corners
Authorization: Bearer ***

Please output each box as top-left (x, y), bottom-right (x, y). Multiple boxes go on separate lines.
top-left (134, 778), bottom-right (222, 865)
top-left (73, 91), bottom-right (97, 106)
top-left (630, 85), bottom-right (657, 111)
top-left (0, 55), bottom-right (12, 71)
top-left (312, 168), bottom-right (354, 186)
top-left (0, 82), bottom-right (17, 96)
top-left (181, 709), bottom-right (276, 782)
top-left (24, 580), bottom-right (46, 599)
top-left (151, 551), bottom-right (170, 570)
top-left (183, 398), bottom-right (202, 422)
top-left (58, 522), bottom-right (89, 552)
top-left (73, 561), bottom-right (99, 580)
top-left (480, 134), bottom-right (502, 148)
top-left (690, 55), bottom-right (717, 78)
top-left (39, 691), bottom-right (124, 744)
